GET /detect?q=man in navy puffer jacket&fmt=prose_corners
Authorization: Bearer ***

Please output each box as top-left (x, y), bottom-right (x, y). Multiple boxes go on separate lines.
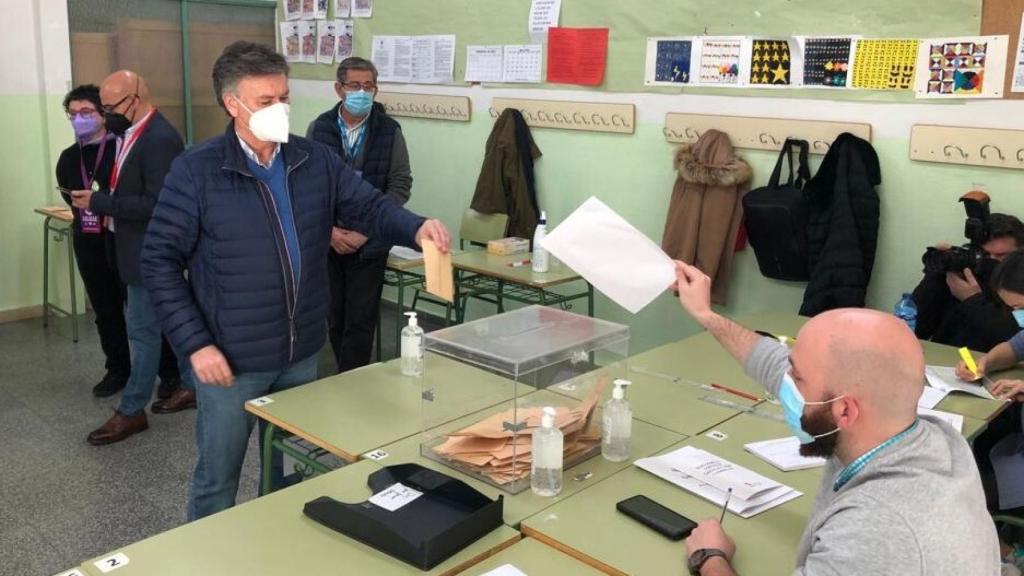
top-left (141, 41), bottom-right (450, 521)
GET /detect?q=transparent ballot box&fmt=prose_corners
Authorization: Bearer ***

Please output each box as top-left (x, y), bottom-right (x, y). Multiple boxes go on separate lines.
top-left (421, 305), bottom-right (630, 494)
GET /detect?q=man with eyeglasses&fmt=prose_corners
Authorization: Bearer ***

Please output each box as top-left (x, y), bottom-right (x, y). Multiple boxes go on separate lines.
top-left (71, 71), bottom-right (195, 446)
top-left (307, 56), bottom-right (413, 373)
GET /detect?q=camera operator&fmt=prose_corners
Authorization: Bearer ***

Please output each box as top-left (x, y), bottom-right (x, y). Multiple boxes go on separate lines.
top-left (912, 209), bottom-right (1024, 353)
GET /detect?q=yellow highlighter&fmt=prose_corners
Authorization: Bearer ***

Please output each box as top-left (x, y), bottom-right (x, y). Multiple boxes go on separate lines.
top-left (959, 347), bottom-right (979, 379)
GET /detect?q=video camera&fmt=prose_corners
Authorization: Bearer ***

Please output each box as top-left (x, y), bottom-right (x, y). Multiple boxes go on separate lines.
top-left (922, 191), bottom-right (994, 276)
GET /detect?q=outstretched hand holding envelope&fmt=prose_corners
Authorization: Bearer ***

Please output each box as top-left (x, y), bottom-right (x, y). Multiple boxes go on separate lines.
top-left (422, 240), bottom-right (454, 302)
top-left (540, 196), bottom-right (677, 314)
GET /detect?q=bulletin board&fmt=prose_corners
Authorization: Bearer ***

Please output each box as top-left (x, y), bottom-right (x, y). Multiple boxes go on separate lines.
top-left (981, 0), bottom-right (1024, 100)
top-left (280, 0), bottom-right (982, 101)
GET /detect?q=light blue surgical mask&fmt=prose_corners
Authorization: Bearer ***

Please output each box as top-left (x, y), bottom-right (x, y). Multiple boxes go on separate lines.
top-left (343, 90), bottom-right (373, 116)
top-left (779, 374), bottom-right (843, 444)
top-left (1013, 309), bottom-right (1024, 328)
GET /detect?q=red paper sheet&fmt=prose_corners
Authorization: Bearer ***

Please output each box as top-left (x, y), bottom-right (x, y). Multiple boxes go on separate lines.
top-left (546, 27), bottom-right (609, 86)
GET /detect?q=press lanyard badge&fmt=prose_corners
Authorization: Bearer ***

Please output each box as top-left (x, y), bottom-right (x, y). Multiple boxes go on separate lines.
top-left (78, 137), bottom-right (108, 234)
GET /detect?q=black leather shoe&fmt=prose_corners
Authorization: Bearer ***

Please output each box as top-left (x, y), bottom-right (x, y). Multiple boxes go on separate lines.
top-left (157, 376), bottom-right (181, 400)
top-left (92, 373), bottom-right (127, 398)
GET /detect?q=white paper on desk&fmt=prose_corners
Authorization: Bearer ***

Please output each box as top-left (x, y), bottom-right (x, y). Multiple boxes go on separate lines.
top-left (465, 45), bottom-right (504, 83)
top-left (918, 407), bottom-right (965, 433)
top-left (744, 436), bottom-right (826, 472)
top-left (925, 366), bottom-right (997, 400)
top-left (369, 482), bottom-right (423, 512)
top-left (528, 0), bottom-right (560, 44)
top-left (541, 196), bottom-right (675, 314)
top-left (478, 565), bottom-right (527, 576)
top-left (918, 385), bottom-right (946, 409)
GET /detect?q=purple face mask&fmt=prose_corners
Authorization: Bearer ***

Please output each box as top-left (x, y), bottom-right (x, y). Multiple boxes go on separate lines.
top-left (71, 114), bottom-right (102, 139)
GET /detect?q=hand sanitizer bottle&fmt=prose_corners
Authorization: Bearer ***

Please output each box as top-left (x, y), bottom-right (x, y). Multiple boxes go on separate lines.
top-left (602, 379), bottom-right (633, 462)
top-left (400, 312), bottom-right (424, 376)
top-left (531, 406), bottom-right (563, 496)
top-left (531, 211), bottom-right (549, 273)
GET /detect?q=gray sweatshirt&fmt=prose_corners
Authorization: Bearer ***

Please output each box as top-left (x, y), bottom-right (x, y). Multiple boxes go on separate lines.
top-left (744, 338), bottom-right (1000, 576)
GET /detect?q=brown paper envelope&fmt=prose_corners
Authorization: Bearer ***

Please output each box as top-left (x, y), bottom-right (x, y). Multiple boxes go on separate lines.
top-left (422, 239), bottom-right (454, 302)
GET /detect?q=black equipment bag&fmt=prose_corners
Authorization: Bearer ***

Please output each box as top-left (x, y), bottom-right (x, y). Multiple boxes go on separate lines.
top-left (742, 138), bottom-right (812, 281)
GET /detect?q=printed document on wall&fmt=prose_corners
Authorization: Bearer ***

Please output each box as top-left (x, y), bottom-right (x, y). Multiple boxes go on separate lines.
top-left (334, 0), bottom-right (350, 18)
top-left (504, 45), bottom-right (543, 83)
top-left (529, 0), bottom-right (561, 44)
top-left (335, 19), bottom-right (354, 61)
top-left (299, 21), bottom-right (317, 64)
top-left (1014, 14), bottom-right (1024, 92)
top-left (373, 35), bottom-right (455, 84)
top-left (352, 0), bottom-right (372, 18)
top-left (541, 196), bottom-right (675, 314)
top-left (280, 22), bottom-right (301, 62)
top-left (466, 46), bottom-right (504, 82)
top-left (316, 20), bottom-right (337, 64)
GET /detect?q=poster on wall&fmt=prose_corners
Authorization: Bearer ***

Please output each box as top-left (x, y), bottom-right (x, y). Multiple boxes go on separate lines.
top-left (748, 38), bottom-right (793, 87)
top-left (1010, 15), bottom-right (1024, 93)
top-left (336, 20), bottom-right (354, 62)
top-left (280, 22), bottom-right (301, 62)
top-left (352, 0), bottom-right (372, 18)
top-left (696, 37), bottom-right (744, 86)
top-left (914, 35), bottom-right (1010, 99)
top-left (800, 36), bottom-right (855, 88)
top-left (299, 21), bottom-right (317, 64)
top-left (334, 0), bottom-right (351, 18)
top-left (504, 44), bottom-right (543, 83)
top-left (316, 20), bottom-right (337, 64)
top-left (315, 0), bottom-right (328, 20)
top-left (284, 0), bottom-right (301, 21)
top-left (301, 0), bottom-right (314, 20)
top-left (851, 39), bottom-right (919, 90)
top-left (644, 37), bottom-right (693, 86)
top-left (372, 35), bottom-right (456, 84)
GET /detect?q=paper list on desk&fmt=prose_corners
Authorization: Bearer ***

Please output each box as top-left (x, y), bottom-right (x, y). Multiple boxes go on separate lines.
top-left (541, 196), bottom-right (675, 314)
top-left (635, 446), bottom-right (802, 518)
top-left (744, 437), bottom-right (826, 472)
top-left (465, 45), bottom-right (504, 83)
top-left (925, 366), bottom-right (998, 400)
top-left (528, 0), bottom-right (561, 44)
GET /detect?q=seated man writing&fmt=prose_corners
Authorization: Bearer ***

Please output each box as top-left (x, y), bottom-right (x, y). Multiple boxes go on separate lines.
top-left (671, 261), bottom-right (999, 576)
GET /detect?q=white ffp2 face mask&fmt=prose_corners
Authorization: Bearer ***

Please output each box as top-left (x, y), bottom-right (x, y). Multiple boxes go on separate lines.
top-left (235, 98), bottom-right (290, 143)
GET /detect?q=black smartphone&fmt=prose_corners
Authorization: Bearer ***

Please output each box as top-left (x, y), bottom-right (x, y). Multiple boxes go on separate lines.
top-left (616, 495), bottom-right (697, 541)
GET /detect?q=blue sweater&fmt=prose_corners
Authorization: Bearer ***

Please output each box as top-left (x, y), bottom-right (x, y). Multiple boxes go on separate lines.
top-left (245, 154), bottom-right (301, 285)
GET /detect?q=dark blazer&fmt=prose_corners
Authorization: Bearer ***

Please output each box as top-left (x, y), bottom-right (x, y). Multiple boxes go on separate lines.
top-left (89, 110), bottom-right (184, 285)
top-left (141, 124), bottom-right (425, 373)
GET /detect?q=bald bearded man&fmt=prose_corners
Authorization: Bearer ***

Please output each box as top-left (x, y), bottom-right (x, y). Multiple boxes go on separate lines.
top-left (72, 71), bottom-right (193, 445)
top-left (671, 261), bottom-right (999, 576)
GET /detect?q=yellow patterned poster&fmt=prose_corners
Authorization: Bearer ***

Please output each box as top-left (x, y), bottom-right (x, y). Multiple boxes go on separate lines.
top-left (852, 39), bottom-right (919, 90)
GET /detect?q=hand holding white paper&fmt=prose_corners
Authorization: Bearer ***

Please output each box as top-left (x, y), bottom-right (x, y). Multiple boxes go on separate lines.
top-left (541, 196), bottom-right (676, 314)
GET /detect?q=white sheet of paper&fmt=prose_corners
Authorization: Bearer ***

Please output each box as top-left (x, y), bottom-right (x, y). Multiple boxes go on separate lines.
top-left (1014, 14), bottom-right (1024, 93)
top-left (918, 385), bottom-right (946, 409)
top-left (465, 45), bottom-right (505, 82)
top-left (389, 246), bottom-right (423, 260)
top-left (541, 196), bottom-right (675, 314)
top-left (369, 482), bottom-right (423, 512)
top-left (917, 407), bottom-right (964, 433)
top-left (925, 366), bottom-right (997, 400)
top-left (503, 45), bottom-right (543, 83)
top-left (528, 0), bottom-right (560, 44)
top-left (284, 0), bottom-right (302, 20)
top-left (314, 0), bottom-right (328, 20)
top-left (744, 436), bottom-right (826, 471)
top-left (316, 20), bottom-right (337, 64)
top-left (373, 35), bottom-right (454, 84)
top-left (334, 0), bottom-right (350, 17)
top-left (299, 21), bottom-right (317, 64)
top-left (280, 22), bottom-right (301, 63)
top-left (352, 0), bottom-right (372, 18)
top-left (478, 565), bottom-right (528, 576)
top-left (335, 19), bottom-right (354, 61)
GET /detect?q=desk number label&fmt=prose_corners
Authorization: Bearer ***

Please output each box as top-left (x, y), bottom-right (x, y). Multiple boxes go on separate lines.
top-left (55, 570), bottom-right (86, 576)
top-left (363, 449), bottom-right (389, 461)
top-left (93, 552), bottom-right (129, 573)
top-left (248, 396), bottom-right (274, 407)
top-left (705, 430), bottom-right (728, 441)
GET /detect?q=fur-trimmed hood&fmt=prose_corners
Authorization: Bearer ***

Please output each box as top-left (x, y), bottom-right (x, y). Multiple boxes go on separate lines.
top-left (674, 129), bottom-right (752, 186)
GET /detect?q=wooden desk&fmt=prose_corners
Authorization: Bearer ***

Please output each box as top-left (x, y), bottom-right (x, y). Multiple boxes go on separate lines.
top-left (35, 205), bottom-right (79, 342)
top-left (457, 537), bottom-right (606, 575)
top-left (77, 461), bottom-right (520, 576)
top-left (520, 413), bottom-right (823, 576)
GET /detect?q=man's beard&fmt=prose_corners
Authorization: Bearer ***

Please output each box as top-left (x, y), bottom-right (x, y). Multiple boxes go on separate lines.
top-left (798, 404), bottom-right (839, 458)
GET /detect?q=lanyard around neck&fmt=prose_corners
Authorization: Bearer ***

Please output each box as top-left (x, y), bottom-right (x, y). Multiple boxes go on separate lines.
top-left (337, 116), bottom-right (367, 161)
top-left (833, 419), bottom-right (918, 491)
top-left (78, 135), bottom-right (110, 190)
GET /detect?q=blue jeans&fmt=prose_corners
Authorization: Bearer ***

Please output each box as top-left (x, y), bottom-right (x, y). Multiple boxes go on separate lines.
top-left (119, 285), bottom-right (193, 416)
top-left (187, 353), bottom-right (318, 521)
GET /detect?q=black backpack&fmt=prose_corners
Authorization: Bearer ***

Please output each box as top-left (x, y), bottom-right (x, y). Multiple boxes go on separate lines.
top-left (742, 139), bottom-right (812, 281)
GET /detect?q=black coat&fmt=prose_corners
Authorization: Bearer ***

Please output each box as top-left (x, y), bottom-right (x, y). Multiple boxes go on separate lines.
top-left (89, 110), bottom-right (184, 285)
top-left (912, 272), bottom-right (1019, 352)
top-left (799, 133), bottom-right (881, 316)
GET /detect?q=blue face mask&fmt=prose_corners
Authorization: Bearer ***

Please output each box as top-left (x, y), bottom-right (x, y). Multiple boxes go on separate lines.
top-left (1013, 309), bottom-right (1024, 328)
top-left (343, 90), bottom-right (373, 116)
top-left (779, 374), bottom-right (843, 444)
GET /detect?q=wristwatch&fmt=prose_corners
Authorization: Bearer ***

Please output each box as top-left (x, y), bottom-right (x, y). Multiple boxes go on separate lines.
top-left (688, 548), bottom-right (728, 576)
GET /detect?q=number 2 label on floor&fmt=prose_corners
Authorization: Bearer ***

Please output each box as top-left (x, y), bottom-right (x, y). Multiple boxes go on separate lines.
top-left (93, 552), bottom-right (129, 573)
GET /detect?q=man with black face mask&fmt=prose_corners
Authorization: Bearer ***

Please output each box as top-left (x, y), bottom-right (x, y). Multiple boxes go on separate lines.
top-left (671, 260), bottom-right (999, 576)
top-left (912, 213), bottom-right (1024, 354)
top-left (71, 71), bottom-right (194, 446)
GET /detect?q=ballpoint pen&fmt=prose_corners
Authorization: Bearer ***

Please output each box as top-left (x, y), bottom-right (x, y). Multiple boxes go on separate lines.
top-left (719, 487), bottom-right (733, 524)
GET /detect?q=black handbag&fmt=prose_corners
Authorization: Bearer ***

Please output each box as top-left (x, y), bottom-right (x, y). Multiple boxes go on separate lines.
top-left (742, 138), bottom-right (812, 281)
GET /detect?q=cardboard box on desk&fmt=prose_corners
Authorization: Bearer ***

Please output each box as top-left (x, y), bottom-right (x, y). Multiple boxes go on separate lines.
top-left (487, 237), bottom-right (530, 255)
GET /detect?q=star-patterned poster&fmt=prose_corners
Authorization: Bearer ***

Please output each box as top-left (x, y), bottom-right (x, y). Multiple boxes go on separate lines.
top-left (749, 39), bottom-right (792, 86)
top-left (644, 37), bottom-right (694, 86)
top-left (851, 39), bottom-right (919, 90)
top-left (803, 37), bottom-right (853, 88)
top-left (914, 35), bottom-right (1010, 99)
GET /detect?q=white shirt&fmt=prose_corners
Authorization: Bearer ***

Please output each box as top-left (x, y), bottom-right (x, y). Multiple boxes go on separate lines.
top-left (236, 134), bottom-right (281, 169)
top-left (337, 108), bottom-right (368, 149)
